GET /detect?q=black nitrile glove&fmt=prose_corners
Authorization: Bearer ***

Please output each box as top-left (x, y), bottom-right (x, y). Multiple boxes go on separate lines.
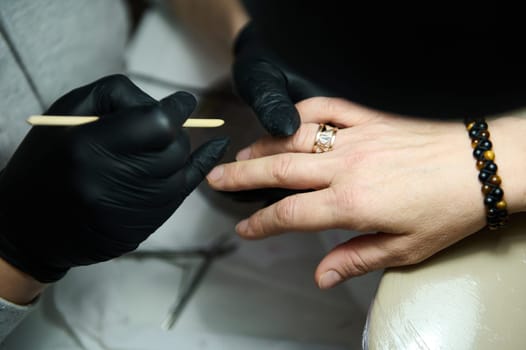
top-left (233, 22), bottom-right (326, 136)
top-left (0, 75), bottom-right (229, 283)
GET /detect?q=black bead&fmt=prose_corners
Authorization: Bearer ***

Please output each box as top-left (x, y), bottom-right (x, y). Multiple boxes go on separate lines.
top-left (477, 139), bottom-right (492, 151)
top-left (487, 216), bottom-right (501, 225)
top-left (475, 121), bottom-right (488, 131)
top-left (484, 161), bottom-right (497, 173)
top-left (489, 187), bottom-right (504, 201)
top-left (484, 195), bottom-right (497, 207)
top-left (487, 207), bottom-right (498, 218)
top-left (478, 170), bottom-right (492, 182)
top-left (473, 148), bottom-right (485, 159)
top-left (469, 129), bottom-right (479, 139)
top-left (466, 117), bottom-right (509, 231)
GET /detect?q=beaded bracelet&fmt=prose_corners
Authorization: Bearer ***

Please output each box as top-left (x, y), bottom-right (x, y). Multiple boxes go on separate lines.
top-left (464, 117), bottom-right (509, 230)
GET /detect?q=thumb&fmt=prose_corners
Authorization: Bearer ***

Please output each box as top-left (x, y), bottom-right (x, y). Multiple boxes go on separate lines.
top-left (315, 233), bottom-right (412, 289)
top-left (234, 60), bottom-right (300, 136)
top-left (158, 91), bottom-right (197, 129)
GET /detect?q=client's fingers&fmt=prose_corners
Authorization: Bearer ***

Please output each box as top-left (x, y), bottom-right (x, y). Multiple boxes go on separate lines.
top-left (207, 153), bottom-right (334, 191)
top-left (235, 188), bottom-right (341, 238)
top-left (315, 233), bottom-right (419, 289)
top-left (236, 123), bottom-right (321, 160)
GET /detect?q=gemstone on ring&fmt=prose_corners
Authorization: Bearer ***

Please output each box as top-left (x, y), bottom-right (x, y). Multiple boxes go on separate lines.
top-left (313, 124), bottom-right (338, 153)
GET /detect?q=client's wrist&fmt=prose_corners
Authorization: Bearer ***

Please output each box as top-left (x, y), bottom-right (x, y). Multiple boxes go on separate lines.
top-left (0, 257), bottom-right (46, 305)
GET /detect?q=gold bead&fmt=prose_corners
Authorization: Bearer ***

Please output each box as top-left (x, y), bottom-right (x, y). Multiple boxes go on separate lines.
top-left (483, 150), bottom-right (495, 161)
top-left (489, 175), bottom-right (501, 185)
top-left (471, 139), bottom-right (480, 148)
top-left (480, 130), bottom-right (490, 139)
top-left (482, 184), bottom-right (492, 194)
top-left (467, 121), bottom-right (476, 131)
top-left (476, 160), bottom-right (485, 170)
top-left (496, 200), bottom-right (507, 210)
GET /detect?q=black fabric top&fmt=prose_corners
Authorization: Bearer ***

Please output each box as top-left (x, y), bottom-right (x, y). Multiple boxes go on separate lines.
top-left (243, 1), bottom-right (526, 119)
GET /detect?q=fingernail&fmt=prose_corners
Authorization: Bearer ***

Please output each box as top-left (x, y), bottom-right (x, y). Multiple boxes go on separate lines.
top-left (207, 165), bottom-right (224, 182)
top-left (235, 219), bottom-right (249, 235)
top-left (318, 270), bottom-right (343, 289)
top-left (236, 147), bottom-right (251, 161)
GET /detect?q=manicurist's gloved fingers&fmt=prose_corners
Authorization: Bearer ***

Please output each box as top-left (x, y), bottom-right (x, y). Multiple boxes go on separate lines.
top-left (46, 74), bottom-right (156, 116)
top-left (137, 130), bottom-right (191, 179)
top-left (95, 129), bottom-right (191, 180)
top-left (158, 91), bottom-right (197, 129)
top-left (82, 91), bottom-right (197, 152)
top-left (157, 137), bottom-right (230, 208)
top-left (234, 60), bottom-right (300, 136)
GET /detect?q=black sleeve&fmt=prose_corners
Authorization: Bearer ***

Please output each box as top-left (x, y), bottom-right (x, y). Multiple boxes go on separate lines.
top-left (246, 1), bottom-right (526, 119)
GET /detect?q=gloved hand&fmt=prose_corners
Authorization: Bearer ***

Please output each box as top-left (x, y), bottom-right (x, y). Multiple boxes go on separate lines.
top-left (233, 22), bottom-right (325, 136)
top-left (0, 75), bottom-right (229, 283)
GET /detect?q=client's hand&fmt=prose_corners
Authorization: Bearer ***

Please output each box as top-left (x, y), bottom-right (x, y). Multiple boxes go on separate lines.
top-left (233, 22), bottom-right (325, 136)
top-left (0, 75), bottom-right (229, 284)
top-left (208, 97), bottom-right (526, 289)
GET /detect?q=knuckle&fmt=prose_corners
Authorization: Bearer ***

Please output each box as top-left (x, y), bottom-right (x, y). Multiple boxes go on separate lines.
top-left (103, 74), bottom-right (133, 89)
top-left (93, 74), bottom-right (144, 112)
top-left (274, 196), bottom-right (298, 226)
top-left (143, 104), bottom-right (171, 132)
top-left (342, 246), bottom-right (371, 276)
top-left (323, 97), bottom-right (342, 117)
top-left (270, 154), bottom-right (293, 183)
top-left (336, 186), bottom-right (356, 211)
top-left (248, 210), bottom-right (268, 237)
top-left (334, 185), bottom-right (373, 231)
top-left (386, 244), bottom-right (412, 266)
top-left (163, 94), bottom-right (189, 119)
top-left (290, 125), bottom-right (312, 151)
top-left (323, 97), bottom-right (335, 114)
top-left (228, 164), bottom-right (247, 188)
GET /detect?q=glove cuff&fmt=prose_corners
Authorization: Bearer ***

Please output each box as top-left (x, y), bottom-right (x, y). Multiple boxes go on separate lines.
top-left (233, 21), bottom-right (256, 55)
top-left (0, 224), bottom-right (67, 283)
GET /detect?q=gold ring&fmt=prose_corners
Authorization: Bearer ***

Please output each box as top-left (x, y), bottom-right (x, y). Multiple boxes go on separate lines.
top-left (312, 124), bottom-right (338, 153)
